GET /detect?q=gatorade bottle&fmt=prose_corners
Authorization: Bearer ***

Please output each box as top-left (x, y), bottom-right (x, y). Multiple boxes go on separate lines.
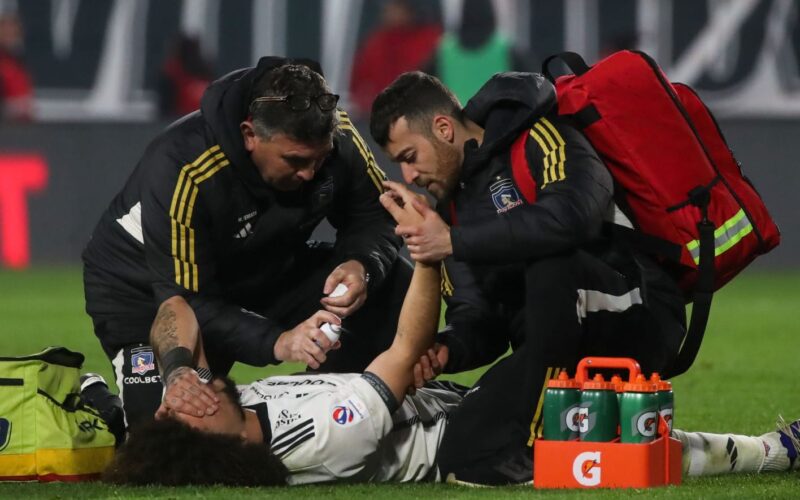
top-left (610, 374), bottom-right (625, 404)
top-left (620, 374), bottom-right (659, 443)
top-left (543, 371), bottom-right (581, 441)
top-left (579, 374), bottom-right (619, 442)
top-left (650, 373), bottom-right (674, 432)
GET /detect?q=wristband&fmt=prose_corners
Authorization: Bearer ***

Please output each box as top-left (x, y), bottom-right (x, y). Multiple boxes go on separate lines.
top-left (161, 347), bottom-right (193, 383)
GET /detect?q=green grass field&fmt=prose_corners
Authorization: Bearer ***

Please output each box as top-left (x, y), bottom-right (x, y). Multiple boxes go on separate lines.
top-left (0, 267), bottom-right (798, 499)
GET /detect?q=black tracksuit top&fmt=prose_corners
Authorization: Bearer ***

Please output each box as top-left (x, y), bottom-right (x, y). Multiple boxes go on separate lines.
top-left (83, 57), bottom-right (400, 365)
top-left (435, 72), bottom-right (618, 371)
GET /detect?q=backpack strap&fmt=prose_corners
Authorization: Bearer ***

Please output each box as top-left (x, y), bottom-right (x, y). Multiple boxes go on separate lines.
top-left (665, 218), bottom-right (715, 378)
top-left (510, 128), bottom-right (537, 203)
top-left (542, 52), bottom-right (592, 82)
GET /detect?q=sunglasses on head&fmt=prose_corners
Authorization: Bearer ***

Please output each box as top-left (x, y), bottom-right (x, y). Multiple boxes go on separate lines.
top-left (250, 94), bottom-right (340, 112)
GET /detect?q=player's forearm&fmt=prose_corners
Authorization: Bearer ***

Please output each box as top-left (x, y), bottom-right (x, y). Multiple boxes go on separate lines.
top-left (391, 262), bottom-right (441, 366)
top-left (149, 296), bottom-right (205, 380)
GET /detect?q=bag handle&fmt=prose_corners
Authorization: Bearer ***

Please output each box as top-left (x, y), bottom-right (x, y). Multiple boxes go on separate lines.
top-left (542, 52), bottom-right (591, 82)
top-left (0, 346), bottom-right (84, 367)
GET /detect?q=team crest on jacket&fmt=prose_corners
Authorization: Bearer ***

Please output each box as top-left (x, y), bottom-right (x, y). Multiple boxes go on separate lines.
top-left (490, 178), bottom-right (524, 214)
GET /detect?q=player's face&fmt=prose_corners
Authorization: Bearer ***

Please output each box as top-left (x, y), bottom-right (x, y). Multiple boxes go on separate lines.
top-left (384, 116), bottom-right (461, 201)
top-left (242, 124), bottom-right (333, 191)
top-left (170, 378), bottom-right (246, 439)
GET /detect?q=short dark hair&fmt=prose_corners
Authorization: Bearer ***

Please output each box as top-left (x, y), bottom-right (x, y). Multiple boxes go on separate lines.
top-left (249, 64), bottom-right (338, 143)
top-left (103, 377), bottom-right (287, 487)
top-left (369, 71), bottom-right (463, 147)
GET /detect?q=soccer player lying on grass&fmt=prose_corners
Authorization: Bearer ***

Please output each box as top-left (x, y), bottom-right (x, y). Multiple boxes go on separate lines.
top-left (102, 184), bottom-right (800, 486)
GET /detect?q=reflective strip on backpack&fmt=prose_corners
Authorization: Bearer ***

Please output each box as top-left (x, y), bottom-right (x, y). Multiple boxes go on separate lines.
top-left (686, 209), bottom-right (753, 264)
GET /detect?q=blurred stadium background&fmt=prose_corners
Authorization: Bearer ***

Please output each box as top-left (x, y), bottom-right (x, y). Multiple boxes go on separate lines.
top-left (0, 1), bottom-right (798, 497)
top-left (0, 0), bottom-right (797, 270)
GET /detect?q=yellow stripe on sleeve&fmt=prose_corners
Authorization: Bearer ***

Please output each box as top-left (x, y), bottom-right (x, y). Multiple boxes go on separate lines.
top-left (534, 121), bottom-right (559, 184)
top-left (540, 117), bottom-right (566, 181)
top-left (528, 129), bottom-right (552, 186)
top-left (168, 146), bottom-right (229, 291)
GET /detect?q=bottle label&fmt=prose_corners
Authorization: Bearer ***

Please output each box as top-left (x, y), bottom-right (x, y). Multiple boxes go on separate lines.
top-left (562, 404), bottom-right (580, 433)
top-left (634, 410), bottom-right (659, 438)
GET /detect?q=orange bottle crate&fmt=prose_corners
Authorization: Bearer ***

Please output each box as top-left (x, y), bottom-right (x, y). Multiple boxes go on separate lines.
top-left (533, 357), bottom-right (682, 489)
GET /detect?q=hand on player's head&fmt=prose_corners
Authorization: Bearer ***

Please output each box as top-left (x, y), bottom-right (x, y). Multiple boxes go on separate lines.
top-left (380, 180), bottom-right (430, 226)
top-left (160, 376), bottom-right (246, 439)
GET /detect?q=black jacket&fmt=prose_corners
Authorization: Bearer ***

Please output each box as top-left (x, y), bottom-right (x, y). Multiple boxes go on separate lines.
top-left (435, 72), bottom-right (616, 371)
top-left (83, 57), bottom-right (400, 365)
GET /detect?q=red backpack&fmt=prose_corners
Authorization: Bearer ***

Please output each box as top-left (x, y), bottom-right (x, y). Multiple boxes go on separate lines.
top-left (509, 51), bottom-right (780, 377)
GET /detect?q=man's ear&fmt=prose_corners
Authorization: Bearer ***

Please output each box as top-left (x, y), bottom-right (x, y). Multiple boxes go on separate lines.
top-left (432, 115), bottom-right (455, 143)
top-left (240, 120), bottom-right (258, 152)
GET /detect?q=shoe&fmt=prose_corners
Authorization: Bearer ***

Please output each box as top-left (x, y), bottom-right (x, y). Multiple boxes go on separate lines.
top-left (775, 415), bottom-right (800, 470)
top-left (80, 373), bottom-right (108, 392)
top-left (445, 473), bottom-right (532, 487)
top-left (79, 372), bottom-right (126, 445)
top-left (442, 447), bottom-right (534, 487)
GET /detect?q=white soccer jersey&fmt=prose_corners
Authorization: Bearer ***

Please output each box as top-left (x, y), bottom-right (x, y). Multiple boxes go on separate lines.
top-left (238, 373), bottom-right (463, 484)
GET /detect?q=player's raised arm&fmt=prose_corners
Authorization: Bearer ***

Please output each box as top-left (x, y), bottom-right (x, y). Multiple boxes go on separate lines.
top-left (363, 182), bottom-right (441, 403)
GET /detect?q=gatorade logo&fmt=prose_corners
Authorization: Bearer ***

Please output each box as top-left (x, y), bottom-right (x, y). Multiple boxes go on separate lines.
top-left (563, 405), bottom-right (581, 432)
top-left (660, 408), bottom-right (674, 431)
top-left (577, 406), bottom-right (594, 433)
top-left (636, 410), bottom-right (659, 437)
top-left (572, 451), bottom-right (601, 486)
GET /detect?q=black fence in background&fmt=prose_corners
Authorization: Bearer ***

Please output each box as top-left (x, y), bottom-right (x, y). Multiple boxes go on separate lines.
top-left (0, 118), bottom-right (796, 268)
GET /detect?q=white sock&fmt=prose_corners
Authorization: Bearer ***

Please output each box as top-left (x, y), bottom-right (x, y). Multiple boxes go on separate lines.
top-left (672, 428), bottom-right (793, 476)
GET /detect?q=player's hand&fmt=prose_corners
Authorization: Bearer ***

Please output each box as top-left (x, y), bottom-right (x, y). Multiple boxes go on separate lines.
top-left (411, 344), bottom-right (449, 390)
top-left (274, 310), bottom-right (342, 369)
top-left (320, 260), bottom-right (369, 318)
top-left (381, 181), bottom-right (451, 265)
top-left (158, 366), bottom-right (219, 418)
top-left (380, 180), bottom-right (426, 226)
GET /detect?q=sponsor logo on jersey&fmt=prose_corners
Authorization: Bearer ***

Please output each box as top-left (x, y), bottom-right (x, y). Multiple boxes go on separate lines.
top-left (0, 418), bottom-right (11, 451)
top-left (572, 451), bottom-right (601, 486)
top-left (332, 396), bottom-right (368, 427)
top-left (275, 409), bottom-right (302, 428)
top-left (130, 348), bottom-right (155, 375)
top-left (265, 379), bottom-right (336, 387)
top-left (332, 405), bottom-right (354, 425)
top-left (123, 375), bottom-right (161, 384)
top-left (490, 178), bottom-right (524, 214)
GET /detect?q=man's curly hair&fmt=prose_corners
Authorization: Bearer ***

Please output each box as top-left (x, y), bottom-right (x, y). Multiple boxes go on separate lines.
top-left (103, 418), bottom-right (287, 487)
top-left (103, 377), bottom-right (287, 487)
